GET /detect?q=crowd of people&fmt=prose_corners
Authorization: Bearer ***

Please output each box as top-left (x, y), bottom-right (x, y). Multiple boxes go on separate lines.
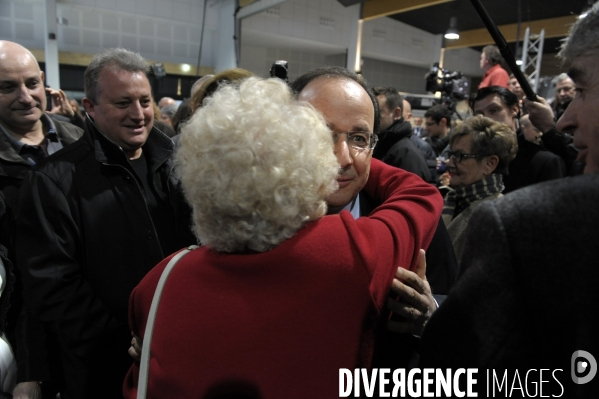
top-left (0, 1), bottom-right (597, 397)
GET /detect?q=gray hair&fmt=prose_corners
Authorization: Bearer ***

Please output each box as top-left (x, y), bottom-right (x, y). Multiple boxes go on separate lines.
top-left (177, 77), bottom-right (338, 253)
top-left (559, 1), bottom-right (599, 61)
top-left (555, 73), bottom-right (572, 84)
top-left (84, 48), bottom-right (150, 103)
top-left (160, 103), bottom-right (178, 119)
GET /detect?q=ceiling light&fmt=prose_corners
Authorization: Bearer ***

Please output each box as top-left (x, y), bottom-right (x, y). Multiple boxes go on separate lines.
top-left (444, 17), bottom-right (459, 40)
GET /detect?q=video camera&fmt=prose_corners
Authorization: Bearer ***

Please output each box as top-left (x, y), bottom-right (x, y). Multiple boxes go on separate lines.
top-left (425, 62), bottom-right (469, 100)
top-left (425, 62), bottom-right (469, 116)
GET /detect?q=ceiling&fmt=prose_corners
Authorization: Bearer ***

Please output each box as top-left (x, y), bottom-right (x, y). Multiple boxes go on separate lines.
top-left (385, 0), bottom-right (591, 38)
top-left (365, 0), bottom-right (592, 75)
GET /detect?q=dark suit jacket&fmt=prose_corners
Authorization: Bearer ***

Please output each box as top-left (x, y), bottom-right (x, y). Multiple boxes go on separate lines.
top-left (419, 173), bottom-right (599, 397)
top-left (360, 191), bottom-right (458, 375)
top-left (373, 119), bottom-right (432, 183)
top-left (504, 133), bottom-right (566, 193)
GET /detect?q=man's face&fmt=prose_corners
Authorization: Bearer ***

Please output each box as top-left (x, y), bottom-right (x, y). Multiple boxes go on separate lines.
top-left (424, 116), bottom-right (445, 138)
top-left (480, 52), bottom-right (490, 70)
top-left (0, 49), bottom-right (46, 133)
top-left (413, 117), bottom-right (422, 127)
top-left (376, 95), bottom-right (396, 132)
top-left (520, 115), bottom-right (541, 145)
top-left (556, 55), bottom-right (599, 174)
top-left (83, 68), bottom-right (153, 159)
top-left (473, 94), bottom-right (518, 132)
top-left (298, 77), bottom-right (374, 208)
top-left (509, 78), bottom-right (524, 98)
top-left (556, 77), bottom-right (575, 105)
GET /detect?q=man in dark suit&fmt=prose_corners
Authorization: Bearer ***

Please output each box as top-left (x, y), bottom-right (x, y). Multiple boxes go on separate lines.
top-left (419, 3), bottom-right (599, 396)
top-left (291, 67), bottom-right (457, 372)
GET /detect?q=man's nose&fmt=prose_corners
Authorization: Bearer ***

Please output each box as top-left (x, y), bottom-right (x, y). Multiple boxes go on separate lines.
top-left (446, 156), bottom-right (456, 168)
top-left (18, 84), bottom-right (35, 104)
top-left (333, 138), bottom-right (353, 168)
top-left (129, 101), bottom-right (145, 120)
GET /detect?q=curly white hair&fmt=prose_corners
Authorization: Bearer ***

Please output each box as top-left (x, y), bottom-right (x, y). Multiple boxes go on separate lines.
top-left (176, 77), bottom-right (339, 253)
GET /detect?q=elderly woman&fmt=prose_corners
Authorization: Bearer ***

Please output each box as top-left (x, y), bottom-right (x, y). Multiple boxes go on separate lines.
top-left (442, 115), bottom-right (517, 264)
top-left (124, 77), bottom-right (441, 398)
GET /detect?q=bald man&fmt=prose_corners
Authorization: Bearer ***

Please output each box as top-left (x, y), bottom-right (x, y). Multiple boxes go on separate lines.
top-left (0, 40), bottom-right (83, 398)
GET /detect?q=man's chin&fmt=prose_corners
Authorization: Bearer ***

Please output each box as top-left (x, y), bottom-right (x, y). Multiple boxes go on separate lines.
top-left (325, 190), bottom-right (356, 210)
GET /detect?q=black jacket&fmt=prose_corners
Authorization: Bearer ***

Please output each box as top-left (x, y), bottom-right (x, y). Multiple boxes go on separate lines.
top-left (360, 190), bottom-right (458, 376)
top-left (410, 134), bottom-right (438, 183)
top-left (504, 131), bottom-right (566, 193)
top-left (373, 119), bottom-right (432, 182)
top-left (16, 116), bottom-right (194, 398)
top-left (0, 116), bottom-right (82, 219)
top-left (0, 117), bottom-right (82, 394)
top-left (424, 134), bottom-right (450, 157)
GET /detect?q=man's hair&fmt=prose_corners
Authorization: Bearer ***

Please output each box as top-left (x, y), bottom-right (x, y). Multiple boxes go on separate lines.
top-left (482, 45), bottom-right (502, 65)
top-left (372, 87), bottom-right (403, 114)
top-left (160, 103), bottom-right (178, 119)
top-left (84, 48), bottom-right (149, 104)
top-left (559, 1), bottom-right (599, 61)
top-left (176, 77), bottom-right (338, 253)
top-left (450, 115), bottom-right (518, 175)
top-left (290, 67), bottom-right (380, 134)
top-left (555, 72), bottom-right (572, 84)
top-left (470, 86), bottom-right (519, 112)
top-left (424, 104), bottom-right (452, 125)
top-left (190, 68), bottom-right (254, 112)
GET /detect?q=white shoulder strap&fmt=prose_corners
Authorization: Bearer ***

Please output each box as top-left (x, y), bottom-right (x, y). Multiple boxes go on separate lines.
top-left (137, 245), bottom-right (199, 399)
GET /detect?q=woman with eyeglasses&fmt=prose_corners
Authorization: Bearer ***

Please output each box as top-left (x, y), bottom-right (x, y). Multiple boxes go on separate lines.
top-left (442, 115), bottom-right (517, 265)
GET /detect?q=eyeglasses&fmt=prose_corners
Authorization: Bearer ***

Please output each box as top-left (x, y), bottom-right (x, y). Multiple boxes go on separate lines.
top-left (332, 131), bottom-right (378, 151)
top-left (447, 150), bottom-right (489, 163)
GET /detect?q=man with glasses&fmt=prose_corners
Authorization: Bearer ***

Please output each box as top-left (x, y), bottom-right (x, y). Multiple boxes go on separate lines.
top-left (423, 104), bottom-right (452, 157)
top-left (291, 67), bottom-right (457, 370)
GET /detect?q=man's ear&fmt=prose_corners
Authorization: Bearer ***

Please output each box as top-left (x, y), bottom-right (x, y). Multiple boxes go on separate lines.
top-left (392, 106), bottom-right (403, 121)
top-left (440, 117), bottom-right (448, 128)
top-left (511, 105), bottom-right (520, 119)
top-left (81, 98), bottom-right (94, 117)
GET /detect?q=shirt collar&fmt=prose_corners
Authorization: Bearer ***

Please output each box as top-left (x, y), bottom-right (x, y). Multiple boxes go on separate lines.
top-left (342, 195), bottom-right (361, 220)
top-left (0, 113), bottom-right (59, 151)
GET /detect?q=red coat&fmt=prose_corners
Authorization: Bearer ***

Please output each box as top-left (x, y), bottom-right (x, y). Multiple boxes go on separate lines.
top-left (479, 64), bottom-right (510, 89)
top-left (124, 159), bottom-right (442, 399)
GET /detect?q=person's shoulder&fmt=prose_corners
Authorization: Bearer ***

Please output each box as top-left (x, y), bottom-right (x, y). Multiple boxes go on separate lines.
top-left (52, 117), bottom-right (84, 141)
top-left (481, 174), bottom-right (599, 217)
top-left (32, 134), bottom-right (93, 181)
